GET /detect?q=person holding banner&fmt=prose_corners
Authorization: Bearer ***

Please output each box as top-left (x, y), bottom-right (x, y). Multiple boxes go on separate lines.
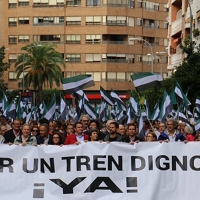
top-left (0, 134), bottom-right (4, 143)
top-left (122, 123), bottom-right (140, 144)
top-left (64, 122), bottom-right (88, 145)
top-left (145, 132), bottom-right (157, 142)
top-left (4, 119), bottom-right (22, 144)
top-left (104, 122), bottom-right (122, 142)
top-left (14, 124), bottom-right (37, 146)
top-left (49, 132), bottom-right (64, 146)
top-left (88, 128), bottom-right (99, 141)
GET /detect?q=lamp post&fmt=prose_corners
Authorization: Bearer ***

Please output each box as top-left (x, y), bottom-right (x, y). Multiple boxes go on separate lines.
top-left (129, 37), bottom-right (154, 73)
top-left (147, 54), bottom-right (162, 75)
top-left (187, 0), bottom-right (193, 43)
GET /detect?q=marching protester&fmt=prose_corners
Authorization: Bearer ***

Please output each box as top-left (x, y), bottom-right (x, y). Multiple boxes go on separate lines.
top-left (0, 134), bottom-right (4, 143)
top-left (14, 124), bottom-right (37, 146)
top-left (145, 132), bottom-right (157, 142)
top-left (49, 132), bottom-right (64, 146)
top-left (79, 114), bottom-right (90, 134)
top-left (64, 122), bottom-right (88, 145)
top-left (184, 126), bottom-right (195, 141)
top-left (88, 119), bottom-right (104, 140)
top-left (118, 124), bottom-right (126, 138)
top-left (37, 123), bottom-right (52, 145)
top-left (88, 128), bottom-right (99, 141)
top-left (4, 119), bottom-right (22, 144)
top-left (104, 122), bottom-right (122, 142)
top-left (0, 125), bottom-right (7, 136)
top-left (31, 126), bottom-right (40, 137)
top-left (122, 123), bottom-right (140, 144)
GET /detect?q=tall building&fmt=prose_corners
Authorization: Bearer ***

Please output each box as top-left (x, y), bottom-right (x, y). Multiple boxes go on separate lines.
top-left (167, 0), bottom-right (200, 77)
top-left (2, 0), bottom-right (168, 101)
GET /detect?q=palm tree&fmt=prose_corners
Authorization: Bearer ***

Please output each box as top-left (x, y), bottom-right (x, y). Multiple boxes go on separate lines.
top-left (15, 42), bottom-right (65, 106)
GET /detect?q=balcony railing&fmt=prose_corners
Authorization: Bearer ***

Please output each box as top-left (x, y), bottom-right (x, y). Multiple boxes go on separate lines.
top-left (102, 59), bottom-right (128, 63)
top-left (33, 22), bottom-right (64, 26)
top-left (102, 41), bottom-right (127, 44)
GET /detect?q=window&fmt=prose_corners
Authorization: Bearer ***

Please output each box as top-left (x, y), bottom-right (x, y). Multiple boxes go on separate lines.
top-left (86, 16), bottom-right (101, 25)
top-left (9, 18), bottom-right (17, 26)
top-left (86, 72), bottom-right (101, 81)
top-left (164, 39), bottom-right (168, 46)
top-left (9, 35), bottom-right (17, 44)
top-left (66, 17), bottom-right (81, 25)
top-left (86, 0), bottom-right (101, 6)
top-left (66, 0), bottom-right (81, 7)
top-left (9, 0), bottom-right (17, 8)
top-left (106, 0), bottom-right (127, 7)
top-left (128, 0), bottom-right (134, 8)
top-left (106, 16), bottom-right (127, 26)
top-left (33, 35), bottom-right (64, 43)
top-left (86, 35), bottom-right (101, 44)
top-left (9, 72), bottom-right (17, 80)
top-left (33, 17), bottom-right (64, 25)
top-left (8, 54), bottom-right (17, 63)
top-left (164, 22), bottom-right (168, 29)
top-left (137, 0), bottom-right (142, 8)
top-left (164, 4), bottom-right (168, 12)
top-left (117, 72), bottom-right (126, 81)
top-left (136, 55), bottom-right (142, 62)
top-left (66, 35), bottom-right (81, 44)
top-left (128, 17), bottom-right (134, 27)
top-left (102, 54), bottom-right (127, 63)
top-left (33, 0), bottom-right (48, 7)
top-left (137, 18), bottom-right (142, 26)
top-left (107, 72), bottom-right (116, 81)
top-left (66, 54), bottom-right (81, 62)
top-left (18, 0), bottom-right (29, 6)
top-left (49, 0), bottom-right (65, 6)
top-left (18, 17), bottom-right (29, 25)
top-left (86, 54), bottom-right (101, 62)
top-left (18, 35), bottom-right (29, 43)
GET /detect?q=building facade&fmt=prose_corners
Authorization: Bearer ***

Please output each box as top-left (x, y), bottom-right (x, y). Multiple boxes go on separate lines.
top-left (2, 0), bottom-right (168, 99)
top-left (167, 0), bottom-right (200, 77)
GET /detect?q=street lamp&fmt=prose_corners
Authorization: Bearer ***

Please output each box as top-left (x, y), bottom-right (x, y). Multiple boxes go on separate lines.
top-left (129, 37), bottom-right (154, 73)
top-left (147, 54), bottom-right (162, 76)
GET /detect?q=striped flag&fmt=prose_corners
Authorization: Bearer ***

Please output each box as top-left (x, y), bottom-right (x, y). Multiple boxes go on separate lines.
top-left (60, 96), bottom-right (67, 121)
top-left (2, 91), bottom-right (9, 113)
top-left (62, 75), bottom-right (95, 94)
top-left (159, 90), bottom-right (173, 122)
top-left (100, 86), bottom-right (114, 106)
top-left (110, 89), bottom-right (126, 109)
top-left (4, 100), bottom-right (16, 119)
top-left (174, 83), bottom-right (191, 106)
top-left (131, 72), bottom-right (163, 92)
top-left (44, 94), bottom-right (56, 120)
top-left (150, 102), bottom-right (160, 120)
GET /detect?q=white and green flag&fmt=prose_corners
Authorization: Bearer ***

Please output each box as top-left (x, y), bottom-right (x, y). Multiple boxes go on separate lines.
top-left (62, 75), bottom-right (95, 94)
top-left (131, 72), bottom-right (163, 92)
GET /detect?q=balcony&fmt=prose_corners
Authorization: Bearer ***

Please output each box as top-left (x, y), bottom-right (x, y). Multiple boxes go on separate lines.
top-left (171, 53), bottom-right (182, 65)
top-left (171, 18), bottom-right (182, 36)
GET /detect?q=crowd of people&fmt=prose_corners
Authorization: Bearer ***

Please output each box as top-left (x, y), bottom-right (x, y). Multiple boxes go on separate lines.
top-left (0, 114), bottom-right (199, 146)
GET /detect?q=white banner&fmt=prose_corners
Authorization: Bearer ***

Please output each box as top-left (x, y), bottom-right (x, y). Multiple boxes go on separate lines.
top-left (1, 142), bottom-right (200, 200)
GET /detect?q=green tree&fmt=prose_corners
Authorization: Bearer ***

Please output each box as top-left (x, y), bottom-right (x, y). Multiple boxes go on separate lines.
top-left (172, 42), bottom-right (200, 105)
top-left (0, 46), bottom-right (10, 94)
top-left (15, 42), bottom-right (65, 106)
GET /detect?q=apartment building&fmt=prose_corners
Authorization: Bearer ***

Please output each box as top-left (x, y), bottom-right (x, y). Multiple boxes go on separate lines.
top-left (2, 0), bottom-right (168, 100)
top-left (167, 0), bottom-right (200, 77)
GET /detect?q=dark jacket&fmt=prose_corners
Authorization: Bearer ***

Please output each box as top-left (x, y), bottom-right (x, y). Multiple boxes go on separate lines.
top-left (158, 131), bottom-right (186, 142)
top-left (36, 135), bottom-right (52, 145)
top-left (122, 135), bottom-right (141, 143)
top-left (104, 133), bottom-right (122, 142)
top-left (4, 129), bottom-right (22, 143)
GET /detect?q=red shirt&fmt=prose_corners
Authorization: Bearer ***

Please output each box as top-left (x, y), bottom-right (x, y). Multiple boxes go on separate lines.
top-left (64, 133), bottom-right (88, 145)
